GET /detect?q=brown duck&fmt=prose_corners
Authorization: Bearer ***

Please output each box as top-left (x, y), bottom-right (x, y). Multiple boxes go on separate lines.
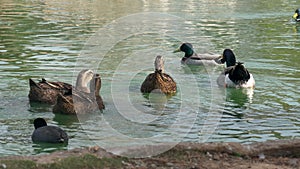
top-left (53, 73), bottom-right (105, 115)
top-left (28, 69), bottom-right (94, 104)
top-left (141, 55), bottom-right (177, 95)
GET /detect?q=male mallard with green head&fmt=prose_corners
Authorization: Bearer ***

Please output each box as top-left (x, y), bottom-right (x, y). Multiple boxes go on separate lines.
top-left (217, 49), bottom-right (255, 88)
top-left (293, 9), bottom-right (300, 22)
top-left (174, 43), bottom-right (222, 66)
top-left (28, 69), bottom-right (94, 104)
top-left (141, 55), bottom-right (176, 95)
top-left (53, 73), bottom-right (104, 115)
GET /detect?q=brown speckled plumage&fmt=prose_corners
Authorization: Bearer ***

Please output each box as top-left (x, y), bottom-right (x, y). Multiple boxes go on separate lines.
top-left (28, 78), bottom-right (72, 104)
top-left (28, 69), bottom-right (94, 105)
top-left (141, 56), bottom-right (176, 95)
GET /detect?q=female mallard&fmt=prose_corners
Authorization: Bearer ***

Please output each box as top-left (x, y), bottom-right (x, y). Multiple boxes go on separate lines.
top-left (53, 73), bottom-right (104, 115)
top-left (141, 55), bottom-right (176, 95)
top-left (173, 43), bottom-right (222, 66)
top-left (28, 79), bottom-right (72, 104)
top-left (217, 49), bottom-right (255, 88)
top-left (28, 69), bottom-right (94, 104)
top-left (31, 118), bottom-right (68, 143)
top-left (293, 9), bottom-right (300, 22)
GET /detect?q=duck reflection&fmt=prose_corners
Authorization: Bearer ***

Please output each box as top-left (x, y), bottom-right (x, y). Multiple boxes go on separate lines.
top-left (32, 142), bottom-right (68, 154)
top-left (53, 113), bottom-right (79, 126)
top-left (293, 25), bottom-right (300, 33)
top-left (145, 90), bottom-right (168, 111)
top-left (225, 87), bottom-right (254, 108)
top-left (28, 102), bottom-right (53, 113)
top-left (222, 88), bottom-right (254, 118)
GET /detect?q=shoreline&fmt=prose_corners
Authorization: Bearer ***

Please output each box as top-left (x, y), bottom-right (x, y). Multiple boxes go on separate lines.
top-left (0, 139), bottom-right (299, 168)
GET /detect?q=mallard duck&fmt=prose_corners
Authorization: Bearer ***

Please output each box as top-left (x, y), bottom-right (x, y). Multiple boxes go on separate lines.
top-left (217, 49), bottom-right (255, 88)
top-left (173, 43), bottom-right (222, 66)
top-left (31, 118), bottom-right (68, 143)
top-left (141, 55), bottom-right (177, 95)
top-left (52, 73), bottom-right (104, 115)
top-left (293, 9), bottom-right (300, 22)
top-left (28, 79), bottom-right (72, 104)
top-left (28, 69), bottom-right (94, 104)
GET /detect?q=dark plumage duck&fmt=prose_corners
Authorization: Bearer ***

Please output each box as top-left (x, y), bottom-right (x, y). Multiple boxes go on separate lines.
top-left (217, 49), bottom-right (255, 88)
top-left (52, 73), bottom-right (104, 115)
top-left (141, 55), bottom-right (177, 95)
top-left (28, 69), bottom-right (94, 104)
top-left (293, 9), bottom-right (300, 22)
top-left (31, 118), bottom-right (68, 143)
top-left (28, 78), bottom-right (72, 104)
top-left (173, 43), bottom-right (222, 66)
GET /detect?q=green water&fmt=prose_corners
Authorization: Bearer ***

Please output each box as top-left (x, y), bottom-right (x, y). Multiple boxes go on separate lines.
top-left (0, 0), bottom-right (299, 156)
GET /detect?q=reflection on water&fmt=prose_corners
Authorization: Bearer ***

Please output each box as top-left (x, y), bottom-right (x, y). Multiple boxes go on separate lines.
top-left (0, 0), bottom-right (299, 156)
top-left (226, 88), bottom-right (254, 108)
top-left (32, 142), bottom-right (68, 155)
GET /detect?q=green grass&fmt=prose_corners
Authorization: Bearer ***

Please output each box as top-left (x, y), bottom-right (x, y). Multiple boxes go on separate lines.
top-left (0, 160), bottom-right (37, 169)
top-left (0, 154), bottom-right (128, 169)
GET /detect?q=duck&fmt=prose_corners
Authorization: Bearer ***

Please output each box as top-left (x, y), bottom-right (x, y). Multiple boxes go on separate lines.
top-left (141, 55), bottom-right (177, 95)
top-left (217, 49), bottom-right (255, 88)
top-left (173, 43), bottom-right (223, 66)
top-left (28, 78), bottom-right (72, 105)
top-left (292, 9), bottom-right (300, 22)
top-left (31, 118), bottom-right (68, 143)
top-left (52, 73), bottom-right (105, 115)
top-left (28, 69), bottom-right (94, 104)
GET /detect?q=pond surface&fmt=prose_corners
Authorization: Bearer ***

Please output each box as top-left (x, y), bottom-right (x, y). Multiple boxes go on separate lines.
top-left (0, 0), bottom-right (299, 156)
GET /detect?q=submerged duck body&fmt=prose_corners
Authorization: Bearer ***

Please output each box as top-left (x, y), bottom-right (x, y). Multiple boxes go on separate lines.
top-left (141, 55), bottom-right (177, 95)
top-left (293, 9), bottom-right (300, 22)
top-left (174, 43), bottom-right (222, 66)
top-left (28, 78), bottom-right (72, 104)
top-left (31, 118), bottom-right (68, 143)
top-left (53, 73), bottom-right (104, 115)
top-left (217, 49), bottom-right (255, 88)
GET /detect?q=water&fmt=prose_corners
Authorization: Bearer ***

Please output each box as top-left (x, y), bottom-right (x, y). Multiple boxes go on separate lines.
top-left (0, 0), bottom-right (299, 156)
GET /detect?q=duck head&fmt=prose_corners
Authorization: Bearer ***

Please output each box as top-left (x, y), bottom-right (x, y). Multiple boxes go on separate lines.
top-left (33, 118), bottom-right (47, 129)
top-left (221, 49), bottom-right (236, 67)
top-left (90, 74), bottom-right (101, 95)
top-left (76, 69), bottom-right (94, 93)
top-left (173, 43), bottom-right (194, 58)
top-left (154, 55), bottom-right (165, 73)
top-left (293, 9), bottom-right (300, 21)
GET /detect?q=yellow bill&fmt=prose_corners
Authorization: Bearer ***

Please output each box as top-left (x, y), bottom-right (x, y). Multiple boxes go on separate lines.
top-left (173, 48), bottom-right (181, 53)
top-left (293, 13), bottom-right (298, 19)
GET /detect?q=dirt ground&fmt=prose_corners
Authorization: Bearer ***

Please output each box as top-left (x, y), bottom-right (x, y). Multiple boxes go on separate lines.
top-left (1, 139), bottom-right (300, 169)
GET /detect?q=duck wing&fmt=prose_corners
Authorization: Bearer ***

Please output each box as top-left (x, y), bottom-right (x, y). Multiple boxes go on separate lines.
top-left (196, 53), bottom-right (222, 60)
top-left (141, 73), bottom-right (156, 93)
top-left (41, 78), bottom-right (72, 93)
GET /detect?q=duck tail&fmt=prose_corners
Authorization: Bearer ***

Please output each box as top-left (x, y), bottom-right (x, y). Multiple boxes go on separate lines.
top-left (29, 79), bottom-right (41, 89)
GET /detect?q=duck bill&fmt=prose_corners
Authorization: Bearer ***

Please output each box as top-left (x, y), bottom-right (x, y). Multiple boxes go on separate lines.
top-left (173, 48), bottom-right (181, 53)
top-left (220, 55), bottom-right (226, 63)
top-left (293, 13), bottom-right (298, 20)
